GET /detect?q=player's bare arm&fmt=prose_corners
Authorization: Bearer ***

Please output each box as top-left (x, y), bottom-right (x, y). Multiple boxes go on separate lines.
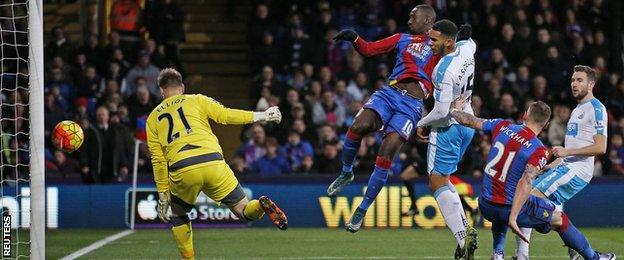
top-left (552, 134), bottom-right (607, 157)
top-left (543, 157), bottom-right (563, 171)
top-left (450, 110), bottom-right (484, 131)
top-left (509, 164), bottom-right (541, 243)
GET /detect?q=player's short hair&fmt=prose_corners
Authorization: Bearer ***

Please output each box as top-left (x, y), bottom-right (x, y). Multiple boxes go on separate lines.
top-left (573, 65), bottom-right (596, 82)
top-left (527, 101), bottom-right (551, 125)
top-left (432, 19), bottom-right (458, 38)
top-left (157, 68), bottom-right (183, 89)
top-left (415, 4), bottom-right (436, 21)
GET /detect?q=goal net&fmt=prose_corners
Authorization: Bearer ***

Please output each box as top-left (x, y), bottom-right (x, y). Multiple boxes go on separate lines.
top-left (0, 0), bottom-right (44, 259)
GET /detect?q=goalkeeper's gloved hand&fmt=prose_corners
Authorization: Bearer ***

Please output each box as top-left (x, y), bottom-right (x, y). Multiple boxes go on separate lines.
top-left (457, 24), bottom-right (472, 41)
top-left (253, 106), bottom-right (282, 124)
top-left (332, 29), bottom-right (358, 42)
top-left (157, 191), bottom-right (171, 223)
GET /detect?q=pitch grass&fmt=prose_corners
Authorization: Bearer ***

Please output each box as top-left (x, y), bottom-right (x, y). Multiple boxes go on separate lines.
top-left (49, 228), bottom-right (624, 259)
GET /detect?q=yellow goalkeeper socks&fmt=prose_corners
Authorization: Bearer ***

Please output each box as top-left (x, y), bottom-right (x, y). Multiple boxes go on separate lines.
top-left (243, 199), bottom-right (265, 221)
top-left (172, 222), bottom-right (195, 259)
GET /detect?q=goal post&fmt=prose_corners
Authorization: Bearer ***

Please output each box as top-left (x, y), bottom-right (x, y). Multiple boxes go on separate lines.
top-left (28, 0), bottom-right (44, 258)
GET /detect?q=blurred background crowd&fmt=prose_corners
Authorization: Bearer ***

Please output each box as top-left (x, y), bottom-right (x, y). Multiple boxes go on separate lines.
top-left (33, 0), bottom-right (624, 184)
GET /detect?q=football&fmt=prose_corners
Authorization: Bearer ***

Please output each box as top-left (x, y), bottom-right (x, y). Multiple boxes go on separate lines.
top-left (52, 120), bottom-right (84, 153)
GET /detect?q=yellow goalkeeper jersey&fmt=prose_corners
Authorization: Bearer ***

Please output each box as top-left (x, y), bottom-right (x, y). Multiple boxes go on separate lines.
top-left (146, 94), bottom-right (253, 192)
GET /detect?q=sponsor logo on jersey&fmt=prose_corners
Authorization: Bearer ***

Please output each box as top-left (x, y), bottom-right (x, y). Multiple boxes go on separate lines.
top-left (567, 123), bottom-right (578, 137)
top-left (406, 42), bottom-right (432, 61)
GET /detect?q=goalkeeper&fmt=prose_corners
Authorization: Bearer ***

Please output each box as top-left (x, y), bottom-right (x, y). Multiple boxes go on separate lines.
top-left (146, 68), bottom-right (288, 260)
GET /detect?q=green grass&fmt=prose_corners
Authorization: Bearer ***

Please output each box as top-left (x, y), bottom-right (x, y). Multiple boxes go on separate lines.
top-left (47, 228), bottom-right (624, 259)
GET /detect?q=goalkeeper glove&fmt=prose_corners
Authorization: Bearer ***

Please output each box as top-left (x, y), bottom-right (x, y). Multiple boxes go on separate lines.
top-left (332, 29), bottom-right (358, 42)
top-left (157, 191), bottom-right (171, 223)
top-left (253, 106), bottom-right (282, 124)
top-left (457, 24), bottom-right (472, 41)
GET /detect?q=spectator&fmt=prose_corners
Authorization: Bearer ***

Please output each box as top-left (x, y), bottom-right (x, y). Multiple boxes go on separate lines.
top-left (292, 118), bottom-right (316, 145)
top-left (102, 62), bottom-right (128, 96)
top-left (315, 140), bottom-right (341, 174)
top-left (548, 105), bottom-right (571, 147)
top-left (127, 84), bottom-right (157, 138)
top-left (252, 32), bottom-right (281, 72)
top-left (316, 124), bottom-right (338, 151)
top-left (45, 67), bottom-right (72, 110)
top-left (44, 94), bottom-right (65, 144)
top-left (146, 0), bottom-right (185, 72)
top-left (312, 90), bottom-right (346, 127)
top-left (249, 4), bottom-right (274, 51)
top-left (281, 131), bottom-right (314, 173)
top-left (46, 150), bottom-right (80, 179)
top-left (251, 66), bottom-right (283, 100)
top-left (143, 39), bottom-right (168, 69)
top-left (110, 0), bottom-right (144, 62)
top-left (608, 134), bottom-right (624, 175)
top-left (46, 26), bottom-right (75, 62)
top-left (238, 124), bottom-right (267, 169)
top-left (498, 93), bottom-right (520, 121)
top-left (78, 117), bottom-right (102, 183)
top-left (104, 31), bottom-right (122, 60)
top-left (125, 50), bottom-right (161, 97)
top-left (251, 137), bottom-right (290, 176)
top-left (93, 106), bottom-right (132, 183)
top-left (110, 48), bottom-right (132, 76)
top-left (77, 66), bottom-right (100, 98)
top-left (80, 34), bottom-right (104, 69)
top-left (297, 155), bottom-right (316, 175)
top-left (355, 135), bottom-right (379, 175)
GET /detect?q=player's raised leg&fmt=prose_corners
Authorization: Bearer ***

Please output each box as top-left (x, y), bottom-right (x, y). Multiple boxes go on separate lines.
top-left (212, 165), bottom-right (289, 230)
top-left (228, 191), bottom-right (288, 230)
top-left (327, 108), bottom-right (382, 196)
top-left (346, 132), bottom-right (403, 233)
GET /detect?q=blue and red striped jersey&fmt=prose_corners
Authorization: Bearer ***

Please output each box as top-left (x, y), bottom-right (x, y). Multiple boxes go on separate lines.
top-left (353, 33), bottom-right (440, 94)
top-left (480, 119), bottom-right (550, 205)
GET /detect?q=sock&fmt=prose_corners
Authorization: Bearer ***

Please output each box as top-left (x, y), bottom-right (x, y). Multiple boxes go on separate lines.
top-left (341, 130), bottom-right (362, 173)
top-left (515, 228), bottom-right (532, 258)
top-left (243, 199), bottom-right (265, 221)
top-left (403, 180), bottom-right (417, 209)
top-left (434, 184), bottom-right (468, 248)
top-left (172, 220), bottom-right (194, 259)
top-left (556, 213), bottom-right (598, 260)
top-left (491, 221), bottom-right (507, 257)
top-left (358, 156), bottom-right (391, 210)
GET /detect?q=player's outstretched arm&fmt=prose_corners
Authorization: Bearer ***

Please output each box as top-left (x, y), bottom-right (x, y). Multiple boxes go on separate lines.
top-left (552, 134), bottom-right (607, 157)
top-left (509, 164), bottom-right (541, 243)
top-left (335, 30), bottom-right (400, 57)
top-left (201, 95), bottom-right (281, 125)
top-left (450, 109), bottom-right (484, 130)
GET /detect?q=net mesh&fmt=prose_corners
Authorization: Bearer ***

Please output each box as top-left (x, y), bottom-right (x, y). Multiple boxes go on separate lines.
top-left (0, 0), bottom-right (31, 259)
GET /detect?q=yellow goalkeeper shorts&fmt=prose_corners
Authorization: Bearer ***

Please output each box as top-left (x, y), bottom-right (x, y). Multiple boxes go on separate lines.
top-left (169, 160), bottom-right (240, 207)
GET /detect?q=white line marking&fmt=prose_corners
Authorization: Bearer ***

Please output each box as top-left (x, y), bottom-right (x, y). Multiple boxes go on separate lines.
top-left (59, 230), bottom-right (134, 260)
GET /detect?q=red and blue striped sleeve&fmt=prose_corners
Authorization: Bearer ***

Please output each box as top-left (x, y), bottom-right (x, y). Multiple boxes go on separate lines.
top-left (482, 118), bottom-right (509, 137)
top-left (353, 33), bottom-right (401, 57)
top-left (527, 146), bottom-right (550, 169)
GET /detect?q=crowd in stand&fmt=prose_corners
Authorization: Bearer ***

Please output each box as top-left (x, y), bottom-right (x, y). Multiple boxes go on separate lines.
top-left (242, 0), bottom-right (624, 177)
top-left (43, 0), bottom-right (185, 183)
top-left (33, 0), bottom-right (624, 183)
